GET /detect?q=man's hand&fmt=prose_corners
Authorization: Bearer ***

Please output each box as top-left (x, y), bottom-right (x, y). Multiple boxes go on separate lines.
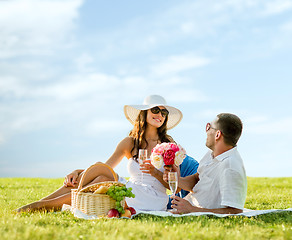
top-left (64, 170), bottom-right (79, 187)
top-left (170, 195), bottom-right (243, 214)
top-left (170, 195), bottom-right (197, 214)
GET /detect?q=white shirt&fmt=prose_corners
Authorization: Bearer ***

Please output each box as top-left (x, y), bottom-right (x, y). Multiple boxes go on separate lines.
top-left (186, 147), bottom-right (247, 210)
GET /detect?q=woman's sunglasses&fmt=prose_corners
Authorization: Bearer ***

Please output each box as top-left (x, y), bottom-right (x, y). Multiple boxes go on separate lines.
top-left (150, 106), bottom-right (169, 118)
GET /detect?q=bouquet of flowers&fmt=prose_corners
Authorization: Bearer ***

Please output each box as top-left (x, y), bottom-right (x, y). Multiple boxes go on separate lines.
top-left (150, 143), bottom-right (186, 169)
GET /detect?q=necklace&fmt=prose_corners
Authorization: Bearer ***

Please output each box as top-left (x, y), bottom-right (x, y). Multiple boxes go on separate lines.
top-left (146, 139), bottom-right (160, 145)
top-left (147, 138), bottom-right (159, 142)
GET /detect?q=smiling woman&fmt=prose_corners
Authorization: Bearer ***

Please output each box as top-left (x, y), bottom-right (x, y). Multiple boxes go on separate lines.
top-left (16, 95), bottom-right (184, 213)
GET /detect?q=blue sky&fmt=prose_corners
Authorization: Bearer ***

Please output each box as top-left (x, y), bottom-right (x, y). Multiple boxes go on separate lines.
top-left (0, 0), bottom-right (291, 178)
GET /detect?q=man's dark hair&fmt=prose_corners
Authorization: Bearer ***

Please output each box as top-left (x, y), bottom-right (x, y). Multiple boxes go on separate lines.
top-left (216, 113), bottom-right (243, 147)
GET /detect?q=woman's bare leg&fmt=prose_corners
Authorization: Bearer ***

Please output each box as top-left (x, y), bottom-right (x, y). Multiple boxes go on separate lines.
top-left (40, 186), bottom-right (72, 201)
top-left (40, 172), bottom-right (85, 201)
top-left (42, 164), bottom-right (117, 201)
top-left (75, 164), bottom-right (117, 187)
top-left (16, 193), bottom-right (71, 212)
top-left (16, 174), bottom-right (114, 212)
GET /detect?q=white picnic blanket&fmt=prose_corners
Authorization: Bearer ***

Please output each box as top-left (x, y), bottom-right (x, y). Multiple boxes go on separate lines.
top-left (61, 204), bottom-right (292, 219)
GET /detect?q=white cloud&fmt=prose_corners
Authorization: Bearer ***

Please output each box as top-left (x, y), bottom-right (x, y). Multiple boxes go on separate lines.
top-left (244, 115), bottom-right (269, 124)
top-left (0, 100), bottom-right (73, 133)
top-left (0, 133), bottom-right (5, 144)
top-left (261, 0), bottom-right (292, 16)
top-left (85, 119), bottom-right (129, 135)
top-left (151, 54), bottom-right (210, 76)
top-left (245, 117), bottom-right (292, 134)
top-left (166, 89), bottom-right (209, 103)
top-left (0, 71), bottom-right (124, 141)
top-left (196, 109), bottom-right (246, 120)
top-left (0, 0), bottom-right (83, 58)
top-left (0, 72), bottom-right (121, 100)
top-left (280, 20), bottom-right (292, 32)
top-left (181, 22), bottom-right (195, 34)
top-left (74, 53), bottom-right (95, 72)
top-left (42, 73), bottom-right (121, 100)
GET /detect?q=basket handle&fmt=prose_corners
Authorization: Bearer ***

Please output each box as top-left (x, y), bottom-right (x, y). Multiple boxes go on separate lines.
top-left (77, 162), bottom-right (118, 192)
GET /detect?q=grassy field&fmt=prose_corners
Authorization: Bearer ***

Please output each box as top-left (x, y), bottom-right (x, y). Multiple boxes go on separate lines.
top-left (0, 177), bottom-right (291, 240)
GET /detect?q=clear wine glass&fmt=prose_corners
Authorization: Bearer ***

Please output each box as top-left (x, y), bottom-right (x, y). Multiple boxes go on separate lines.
top-left (138, 149), bottom-right (147, 185)
top-left (138, 149), bottom-right (147, 165)
top-left (168, 171), bottom-right (178, 196)
top-left (168, 171), bottom-right (179, 212)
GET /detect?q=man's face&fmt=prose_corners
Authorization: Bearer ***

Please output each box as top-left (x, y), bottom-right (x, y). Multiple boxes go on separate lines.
top-left (205, 118), bottom-right (218, 150)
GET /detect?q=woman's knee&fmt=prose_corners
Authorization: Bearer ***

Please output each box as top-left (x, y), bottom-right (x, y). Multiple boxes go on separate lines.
top-left (92, 175), bottom-right (113, 183)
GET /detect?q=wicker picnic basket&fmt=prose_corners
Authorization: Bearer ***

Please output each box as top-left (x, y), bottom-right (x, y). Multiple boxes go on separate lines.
top-left (71, 162), bottom-right (125, 216)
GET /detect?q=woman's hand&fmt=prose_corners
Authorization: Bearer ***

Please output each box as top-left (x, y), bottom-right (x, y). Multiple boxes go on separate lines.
top-left (63, 170), bottom-right (80, 187)
top-left (140, 160), bottom-right (158, 177)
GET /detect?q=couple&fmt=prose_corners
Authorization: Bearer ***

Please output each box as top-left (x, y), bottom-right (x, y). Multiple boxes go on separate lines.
top-left (17, 95), bottom-right (247, 214)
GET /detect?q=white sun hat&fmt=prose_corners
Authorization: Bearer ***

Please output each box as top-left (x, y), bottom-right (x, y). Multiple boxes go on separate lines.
top-left (124, 95), bottom-right (183, 130)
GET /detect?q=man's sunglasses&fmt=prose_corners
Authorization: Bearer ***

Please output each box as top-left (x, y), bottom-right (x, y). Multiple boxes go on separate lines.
top-left (150, 106), bottom-right (169, 118)
top-left (206, 122), bottom-right (217, 132)
top-left (206, 122), bottom-right (224, 136)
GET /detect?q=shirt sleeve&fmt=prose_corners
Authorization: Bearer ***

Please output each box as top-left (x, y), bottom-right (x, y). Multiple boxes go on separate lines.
top-left (220, 168), bottom-right (247, 210)
top-left (179, 155), bottom-right (199, 177)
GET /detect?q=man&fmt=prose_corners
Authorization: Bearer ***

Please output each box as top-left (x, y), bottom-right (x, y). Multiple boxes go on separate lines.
top-left (164, 113), bottom-right (247, 214)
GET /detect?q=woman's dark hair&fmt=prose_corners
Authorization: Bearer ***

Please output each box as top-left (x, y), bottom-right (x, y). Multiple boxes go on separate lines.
top-left (216, 113), bottom-right (243, 147)
top-left (129, 110), bottom-right (173, 160)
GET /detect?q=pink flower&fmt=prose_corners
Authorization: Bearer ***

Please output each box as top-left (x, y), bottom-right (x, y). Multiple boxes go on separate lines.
top-left (163, 149), bottom-right (175, 165)
top-left (152, 144), bottom-right (164, 155)
top-left (169, 143), bottom-right (179, 152)
top-left (150, 142), bottom-right (186, 169)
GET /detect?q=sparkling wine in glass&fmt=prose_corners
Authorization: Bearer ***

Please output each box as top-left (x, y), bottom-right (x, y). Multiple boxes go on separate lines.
top-left (168, 171), bottom-right (178, 196)
top-left (138, 149), bottom-right (147, 184)
top-left (138, 149), bottom-right (147, 165)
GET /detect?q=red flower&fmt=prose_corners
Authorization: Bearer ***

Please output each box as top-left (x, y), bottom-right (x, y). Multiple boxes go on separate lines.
top-left (163, 149), bottom-right (175, 165)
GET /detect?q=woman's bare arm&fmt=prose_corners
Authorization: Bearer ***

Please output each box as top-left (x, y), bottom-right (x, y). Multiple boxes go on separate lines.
top-left (140, 160), bottom-right (170, 189)
top-left (104, 136), bottom-right (133, 168)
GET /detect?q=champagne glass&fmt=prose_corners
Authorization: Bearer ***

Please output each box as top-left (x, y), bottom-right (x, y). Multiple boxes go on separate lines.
top-left (168, 171), bottom-right (178, 196)
top-left (168, 171), bottom-right (178, 212)
top-left (138, 149), bottom-right (147, 165)
top-left (138, 149), bottom-right (147, 184)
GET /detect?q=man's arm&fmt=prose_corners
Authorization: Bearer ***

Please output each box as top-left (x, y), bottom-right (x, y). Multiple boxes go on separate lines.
top-left (164, 166), bottom-right (200, 192)
top-left (178, 173), bottom-right (200, 192)
top-left (170, 196), bottom-right (243, 214)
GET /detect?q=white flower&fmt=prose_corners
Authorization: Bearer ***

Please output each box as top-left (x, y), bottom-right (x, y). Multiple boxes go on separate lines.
top-left (174, 151), bottom-right (185, 166)
top-left (151, 154), bottom-right (163, 169)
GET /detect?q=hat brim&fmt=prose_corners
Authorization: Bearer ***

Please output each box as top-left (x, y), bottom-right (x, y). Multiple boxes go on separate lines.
top-left (124, 104), bottom-right (183, 130)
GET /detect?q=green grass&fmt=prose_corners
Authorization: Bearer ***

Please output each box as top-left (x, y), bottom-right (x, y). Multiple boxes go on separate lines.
top-left (0, 177), bottom-right (291, 240)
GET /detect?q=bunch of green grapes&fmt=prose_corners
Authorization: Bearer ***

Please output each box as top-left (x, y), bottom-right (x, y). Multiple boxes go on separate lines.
top-left (106, 185), bottom-right (135, 214)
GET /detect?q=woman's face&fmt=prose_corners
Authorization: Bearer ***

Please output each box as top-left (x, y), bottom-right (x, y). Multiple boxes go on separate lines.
top-left (146, 106), bottom-right (167, 129)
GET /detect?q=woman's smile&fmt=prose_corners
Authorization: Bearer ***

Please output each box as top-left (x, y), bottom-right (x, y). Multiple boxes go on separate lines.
top-left (153, 117), bottom-right (162, 123)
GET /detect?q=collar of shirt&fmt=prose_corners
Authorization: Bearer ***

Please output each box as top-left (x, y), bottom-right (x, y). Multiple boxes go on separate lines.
top-left (212, 147), bottom-right (237, 162)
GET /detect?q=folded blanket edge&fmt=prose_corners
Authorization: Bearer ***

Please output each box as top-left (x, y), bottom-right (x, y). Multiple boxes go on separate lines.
top-left (61, 204), bottom-right (292, 219)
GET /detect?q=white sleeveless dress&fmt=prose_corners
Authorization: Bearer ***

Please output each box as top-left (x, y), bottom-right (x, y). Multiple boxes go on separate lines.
top-left (119, 158), bottom-right (168, 211)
